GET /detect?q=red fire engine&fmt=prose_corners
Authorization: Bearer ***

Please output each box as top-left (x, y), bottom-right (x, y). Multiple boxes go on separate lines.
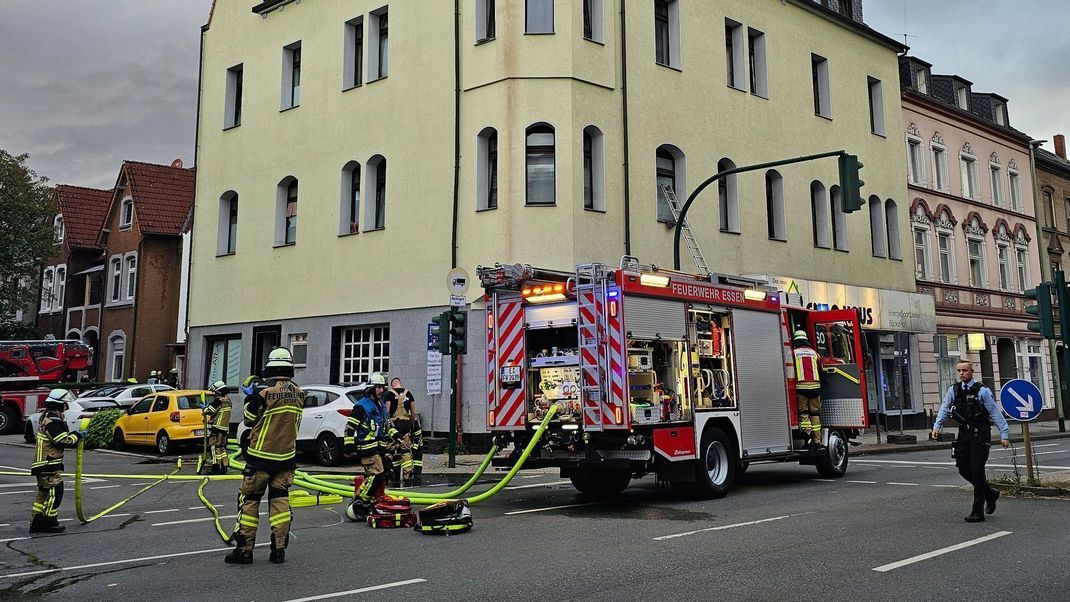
top-left (0, 339), bottom-right (92, 434)
top-left (478, 257), bottom-right (868, 498)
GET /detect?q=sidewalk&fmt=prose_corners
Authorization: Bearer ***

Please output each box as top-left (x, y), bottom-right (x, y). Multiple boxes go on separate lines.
top-left (415, 420), bottom-right (1070, 475)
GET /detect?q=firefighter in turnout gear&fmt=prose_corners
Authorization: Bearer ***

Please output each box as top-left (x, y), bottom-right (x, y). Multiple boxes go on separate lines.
top-left (30, 389), bottom-right (83, 533)
top-left (385, 378), bottom-right (422, 484)
top-left (792, 330), bottom-right (823, 445)
top-left (203, 381), bottom-right (232, 474)
top-left (226, 348), bottom-right (304, 565)
top-left (344, 373), bottom-right (397, 520)
top-left (932, 360), bottom-right (1010, 522)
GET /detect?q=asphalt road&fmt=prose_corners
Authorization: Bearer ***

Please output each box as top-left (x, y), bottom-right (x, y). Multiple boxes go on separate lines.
top-left (0, 435), bottom-right (1068, 601)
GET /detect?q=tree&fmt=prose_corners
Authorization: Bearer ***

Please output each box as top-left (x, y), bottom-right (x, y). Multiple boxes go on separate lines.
top-left (0, 150), bottom-right (57, 318)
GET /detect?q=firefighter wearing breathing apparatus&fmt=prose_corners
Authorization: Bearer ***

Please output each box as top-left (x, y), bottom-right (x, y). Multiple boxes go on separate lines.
top-left (932, 360), bottom-right (1010, 522)
top-left (792, 330), bottom-right (823, 445)
top-left (29, 389), bottom-right (84, 533)
top-left (202, 380), bottom-right (232, 475)
top-left (385, 378), bottom-right (422, 485)
top-left (344, 373), bottom-right (398, 521)
top-left (226, 348), bottom-right (304, 565)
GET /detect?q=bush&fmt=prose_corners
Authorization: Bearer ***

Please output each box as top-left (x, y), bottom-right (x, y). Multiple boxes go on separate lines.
top-left (83, 409), bottom-right (125, 450)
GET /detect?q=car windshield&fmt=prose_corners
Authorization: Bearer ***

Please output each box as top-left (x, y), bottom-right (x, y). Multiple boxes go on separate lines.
top-left (79, 385), bottom-right (122, 398)
top-left (346, 392), bottom-right (364, 404)
top-left (177, 395), bottom-right (211, 410)
top-left (81, 400), bottom-right (120, 410)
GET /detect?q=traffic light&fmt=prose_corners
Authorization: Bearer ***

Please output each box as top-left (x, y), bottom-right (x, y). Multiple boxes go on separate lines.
top-left (1025, 282), bottom-right (1056, 339)
top-left (838, 153), bottom-right (865, 213)
top-left (448, 307), bottom-right (468, 355)
top-left (430, 311), bottom-right (451, 354)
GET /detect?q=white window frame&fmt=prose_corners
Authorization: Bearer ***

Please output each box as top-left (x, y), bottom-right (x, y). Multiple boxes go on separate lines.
top-left (339, 325), bottom-right (390, 384)
top-left (913, 225), bottom-right (931, 280)
top-left (224, 64), bottom-right (243, 128)
top-left (811, 181), bottom-right (830, 249)
top-left (120, 197), bottom-right (134, 229)
top-left (108, 333), bottom-right (126, 382)
top-left (747, 28), bottom-right (767, 98)
top-left (217, 191), bottom-right (238, 255)
top-left (339, 161), bottom-right (362, 234)
top-left (54, 265), bottom-right (66, 312)
top-left (960, 153), bottom-right (978, 200)
top-left (906, 137), bottom-right (924, 185)
top-left (766, 170), bottom-right (785, 241)
top-left (1016, 245), bottom-right (1028, 294)
top-left (40, 267), bottom-right (55, 313)
top-left (868, 76), bottom-right (885, 136)
top-left (476, 128), bottom-right (498, 211)
top-left (525, 124), bottom-right (556, 206)
top-left (931, 142), bottom-right (949, 192)
top-left (108, 256), bottom-right (123, 304)
top-left (582, 0), bottom-right (604, 43)
top-left (366, 155), bottom-right (387, 230)
top-left (1018, 341), bottom-right (1047, 404)
top-left (655, 145), bottom-right (686, 224)
top-left (955, 83), bottom-right (969, 109)
top-left (276, 177), bottom-right (299, 246)
top-left (344, 17), bottom-right (364, 89)
top-left (582, 125), bottom-right (605, 212)
top-left (869, 196), bottom-right (886, 257)
top-left (724, 19), bottom-right (745, 90)
top-left (811, 54), bottom-right (831, 118)
top-left (936, 229), bottom-right (956, 284)
top-left (653, 0), bottom-right (680, 69)
top-left (831, 185), bottom-right (848, 251)
top-left (54, 215), bottom-right (64, 242)
top-left (967, 236), bottom-right (987, 288)
top-left (990, 162), bottom-right (1004, 207)
top-left (1009, 169), bottom-right (1022, 212)
top-left (525, 0), bottom-right (554, 34)
top-left (289, 333), bottom-right (308, 368)
top-left (718, 158), bottom-right (739, 234)
top-left (369, 6), bottom-right (389, 80)
top-left (886, 199), bottom-right (901, 260)
top-left (124, 252), bottom-right (137, 301)
top-left (280, 41), bottom-right (301, 110)
top-left (996, 242), bottom-right (1011, 292)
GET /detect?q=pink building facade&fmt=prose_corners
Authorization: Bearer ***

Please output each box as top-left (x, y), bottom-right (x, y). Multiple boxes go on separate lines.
top-left (899, 56), bottom-right (1054, 423)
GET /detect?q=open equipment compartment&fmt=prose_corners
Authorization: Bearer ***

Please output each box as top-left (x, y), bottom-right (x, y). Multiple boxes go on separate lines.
top-left (524, 322), bottom-right (580, 424)
top-left (688, 307), bottom-right (737, 410)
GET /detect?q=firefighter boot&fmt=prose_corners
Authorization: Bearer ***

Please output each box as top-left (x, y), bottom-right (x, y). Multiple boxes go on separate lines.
top-left (269, 534), bottom-right (288, 564)
top-left (46, 516), bottom-right (66, 533)
top-left (224, 534), bottom-right (253, 565)
top-left (30, 516), bottom-right (65, 534)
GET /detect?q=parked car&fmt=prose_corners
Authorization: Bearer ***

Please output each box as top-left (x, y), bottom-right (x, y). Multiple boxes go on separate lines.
top-left (236, 383), bottom-right (365, 466)
top-left (74, 383), bottom-right (175, 408)
top-left (112, 390), bottom-right (215, 454)
top-left (22, 399), bottom-right (123, 443)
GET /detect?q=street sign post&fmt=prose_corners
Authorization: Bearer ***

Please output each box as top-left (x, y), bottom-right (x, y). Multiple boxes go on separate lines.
top-left (999, 379), bottom-right (1043, 485)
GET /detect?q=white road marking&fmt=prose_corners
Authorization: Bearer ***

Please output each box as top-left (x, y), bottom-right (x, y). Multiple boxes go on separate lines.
top-left (0, 465), bottom-right (30, 472)
top-left (284, 579), bottom-right (427, 602)
top-left (0, 542), bottom-right (269, 580)
top-left (0, 538), bottom-right (28, 543)
top-left (144, 508), bottom-right (182, 515)
top-left (814, 479), bottom-right (838, 482)
top-left (887, 482), bottom-right (920, 486)
top-left (872, 531), bottom-right (1012, 572)
top-left (90, 485), bottom-right (122, 490)
top-left (859, 459), bottom-right (1070, 470)
top-left (505, 502), bottom-right (609, 515)
top-left (0, 524), bottom-right (10, 528)
top-left (504, 480), bottom-right (571, 490)
top-left (653, 513), bottom-right (811, 541)
top-left (0, 483), bottom-right (39, 489)
top-left (846, 480), bottom-right (877, 484)
top-left (930, 484), bottom-right (960, 488)
top-left (0, 491), bottom-right (34, 496)
top-left (153, 511), bottom-right (265, 527)
top-left (188, 505), bottom-right (222, 510)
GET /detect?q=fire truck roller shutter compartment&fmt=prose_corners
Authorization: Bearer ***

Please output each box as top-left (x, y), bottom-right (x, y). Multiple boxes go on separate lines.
top-left (624, 297), bottom-right (690, 425)
top-left (524, 303), bottom-right (581, 425)
top-left (732, 309), bottom-right (792, 455)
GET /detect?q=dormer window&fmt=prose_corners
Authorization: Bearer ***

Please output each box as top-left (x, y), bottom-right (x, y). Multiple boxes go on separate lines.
top-left (120, 197), bottom-right (133, 228)
top-left (54, 215), bottom-right (64, 242)
top-left (993, 100), bottom-right (1006, 126)
top-left (954, 83), bottom-right (969, 109)
top-left (914, 65), bottom-right (928, 94)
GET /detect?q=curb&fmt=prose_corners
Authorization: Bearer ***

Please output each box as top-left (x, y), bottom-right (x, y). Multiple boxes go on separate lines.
top-left (855, 431), bottom-right (1070, 456)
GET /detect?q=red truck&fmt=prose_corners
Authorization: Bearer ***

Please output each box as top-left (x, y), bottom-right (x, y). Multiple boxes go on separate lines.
top-left (0, 339), bottom-right (92, 434)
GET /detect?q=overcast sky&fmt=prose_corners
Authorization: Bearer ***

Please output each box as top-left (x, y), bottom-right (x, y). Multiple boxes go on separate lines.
top-left (1, 1), bottom-right (1067, 189)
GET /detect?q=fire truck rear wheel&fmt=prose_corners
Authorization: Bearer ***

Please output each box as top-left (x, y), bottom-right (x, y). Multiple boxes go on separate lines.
top-left (570, 470), bottom-right (630, 498)
top-left (693, 427), bottom-right (736, 499)
top-left (0, 405), bottom-right (17, 435)
top-left (815, 430), bottom-right (849, 478)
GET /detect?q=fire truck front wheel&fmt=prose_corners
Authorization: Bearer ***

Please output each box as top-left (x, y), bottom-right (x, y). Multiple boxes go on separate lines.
top-left (693, 427), bottom-right (736, 499)
top-left (815, 430), bottom-right (849, 478)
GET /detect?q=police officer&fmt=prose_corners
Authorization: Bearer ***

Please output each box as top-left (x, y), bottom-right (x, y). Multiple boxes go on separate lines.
top-left (344, 373), bottom-right (397, 520)
top-left (792, 330), bottom-right (823, 445)
top-left (226, 348), bottom-right (304, 565)
top-left (932, 360), bottom-right (1010, 522)
top-left (30, 389), bottom-right (83, 533)
top-left (384, 377), bottom-right (422, 485)
top-left (203, 381), bottom-right (232, 475)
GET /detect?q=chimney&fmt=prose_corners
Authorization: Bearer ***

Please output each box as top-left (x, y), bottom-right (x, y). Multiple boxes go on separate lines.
top-left (1055, 134), bottom-right (1066, 160)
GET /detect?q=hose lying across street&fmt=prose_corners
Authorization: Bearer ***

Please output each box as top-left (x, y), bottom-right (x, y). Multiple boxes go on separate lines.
top-left (0, 405), bottom-right (558, 541)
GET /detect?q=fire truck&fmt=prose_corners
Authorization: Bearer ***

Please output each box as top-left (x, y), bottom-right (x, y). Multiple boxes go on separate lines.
top-left (478, 257), bottom-right (868, 498)
top-left (0, 340), bottom-right (92, 435)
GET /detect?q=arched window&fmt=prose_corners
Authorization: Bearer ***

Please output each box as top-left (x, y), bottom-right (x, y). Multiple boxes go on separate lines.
top-left (526, 124), bottom-right (556, 205)
top-left (868, 196), bottom-right (885, 257)
top-left (765, 170), bottom-right (784, 240)
top-left (108, 333), bottom-right (126, 381)
top-left (275, 176), bottom-right (298, 245)
top-left (582, 125), bottom-right (605, 211)
top-left (830, 185), bottom-right (847, 250)
top-left (217, 191), bottom-right (238, 255)
top-left (54, 215), bottom-right (64, 242)
top-left (886, 199), bottom-right (901, 259)
top-left (366, 155), bottom-right (387, 229)
top-left (40, 267), bottom-right (55, 312)
top-left (810, 181), bottom-right (830, 248)
top-left (476, 128), bottom-right (498, 211)
top-left (718, 158), bottom-right (739, 233)
top-left (340, 162), bottom-right (361, 234)
top-left (655, 145), bottom-right (685, 223)
top-left (120, 198), bottom-right (134, 228)
top-left (55, 266), bottom-right (66, 310)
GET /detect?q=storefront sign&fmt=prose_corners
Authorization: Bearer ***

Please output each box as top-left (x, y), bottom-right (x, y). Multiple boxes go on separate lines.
top-left (768, 276), bottom-right (936, 333)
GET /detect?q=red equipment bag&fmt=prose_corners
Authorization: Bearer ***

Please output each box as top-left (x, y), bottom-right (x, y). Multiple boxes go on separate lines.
top-left (367, 497), bottom-right (417, 529)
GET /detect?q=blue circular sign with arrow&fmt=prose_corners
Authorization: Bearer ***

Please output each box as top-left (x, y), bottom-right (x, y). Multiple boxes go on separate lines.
top-left (999, 379), bottom-right (1044, 422)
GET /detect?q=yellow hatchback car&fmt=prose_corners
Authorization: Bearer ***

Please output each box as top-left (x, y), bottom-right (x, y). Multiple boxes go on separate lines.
top-left (113, 390), bottom-right (218, 455)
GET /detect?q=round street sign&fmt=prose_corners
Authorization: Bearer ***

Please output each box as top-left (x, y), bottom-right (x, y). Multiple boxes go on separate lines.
top-left (998, 379), bottom-right (1043, 422)
top-left (447, 267), bottom-right (470, 296)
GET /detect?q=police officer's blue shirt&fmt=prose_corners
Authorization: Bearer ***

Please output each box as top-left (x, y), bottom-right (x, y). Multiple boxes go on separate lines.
top-left (933, 379), bottom-right (1010, 440)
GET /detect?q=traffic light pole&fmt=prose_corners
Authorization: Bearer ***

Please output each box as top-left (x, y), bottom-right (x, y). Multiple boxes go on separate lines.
top-left (1056, 269), bottom-right (1070, 431)
top-left (448, 351), bottom-right (458, 468)
top-left (673, 150), bottom-right (848, 270)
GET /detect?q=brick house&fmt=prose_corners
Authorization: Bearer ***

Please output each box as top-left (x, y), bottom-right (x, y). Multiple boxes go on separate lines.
top-left (97, 161), bottom-right (194, 382)
top-left (36, 185), bottom-right (113, 377)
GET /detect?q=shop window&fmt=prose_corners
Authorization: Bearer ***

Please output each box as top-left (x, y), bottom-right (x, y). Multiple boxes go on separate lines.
top-left (205, 335), bottom-right (242, 387)
top-left (290, 333), bottom-right (308, 368)
top-left (337, 325), bottom-right (390, 384)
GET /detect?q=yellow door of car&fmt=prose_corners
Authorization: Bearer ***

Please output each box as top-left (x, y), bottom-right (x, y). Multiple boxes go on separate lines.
top-left (120, 396), bottom-right (155, 444)
top-left (145, 395), bottom-right (173, 444)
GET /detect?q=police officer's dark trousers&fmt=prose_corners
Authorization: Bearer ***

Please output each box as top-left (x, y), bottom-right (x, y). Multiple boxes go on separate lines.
top-left (955, 427), bottom-right (994, 515)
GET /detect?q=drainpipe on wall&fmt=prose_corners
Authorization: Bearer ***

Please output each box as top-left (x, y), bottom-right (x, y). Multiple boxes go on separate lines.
top-left (450, 0), bottom-right (461, 269)
top-left (127, 238), bottom-right (143, 380)
top-left (1029, 139), bottom-right (1065, 431)
top-left (620, 0), bottom-right (632, 255)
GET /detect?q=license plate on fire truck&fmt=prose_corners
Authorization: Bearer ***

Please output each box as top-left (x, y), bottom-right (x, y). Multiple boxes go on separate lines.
top-left (500, 365), bottom-right (521, 384)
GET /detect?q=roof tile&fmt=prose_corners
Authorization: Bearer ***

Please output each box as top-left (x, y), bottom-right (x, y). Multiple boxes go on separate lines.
top-left (123, 161), bottom-right (195, 236)
top-left (54, 185), bottom-right (113, 249)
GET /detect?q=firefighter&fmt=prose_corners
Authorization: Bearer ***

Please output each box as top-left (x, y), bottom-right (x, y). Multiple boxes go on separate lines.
top-left (167, 368), bottom-right (180, 388)
top-left (792, 330), bottom-right (823, 446)
top-left (147, 370), bottom-right (161, 385)
top-left (932, 360), bottom-right (1010, 522)
top-left (385, 378), bottom-right (422, 485)
top-left (344, 373), bottom-right (397, 519)
top-left (226, 348), bottom-right (304, 565)
top-left (203, 381), bottom-right (232, 474)
top-left (30, 389), bottom-right (83, 534)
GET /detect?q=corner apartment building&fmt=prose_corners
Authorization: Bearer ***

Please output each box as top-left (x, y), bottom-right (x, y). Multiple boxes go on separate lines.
top-left (899, 56), bottom-right (1053, 424)
top-left (1034, 135), bottom-right (1070, 422)
top-left (188, 0), bottom-right (931, 435)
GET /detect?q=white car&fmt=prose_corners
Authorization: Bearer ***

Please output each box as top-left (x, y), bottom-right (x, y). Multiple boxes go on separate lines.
top-left (23, 399), bottom-right (123, 443)
top-left (237, 384), bottom-right (366, 466)
top-left (75, 383), bottom-right (175, 408)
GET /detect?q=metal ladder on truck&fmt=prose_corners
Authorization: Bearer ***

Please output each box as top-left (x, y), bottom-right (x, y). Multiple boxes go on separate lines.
top-left (660, 184), bottom-right (710, 276)
top-left (575, 263), bottom-right (608, 430)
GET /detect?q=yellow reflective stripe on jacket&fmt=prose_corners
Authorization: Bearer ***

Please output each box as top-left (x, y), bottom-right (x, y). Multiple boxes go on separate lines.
top-left (246, 447), bottom-right (296, 461)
